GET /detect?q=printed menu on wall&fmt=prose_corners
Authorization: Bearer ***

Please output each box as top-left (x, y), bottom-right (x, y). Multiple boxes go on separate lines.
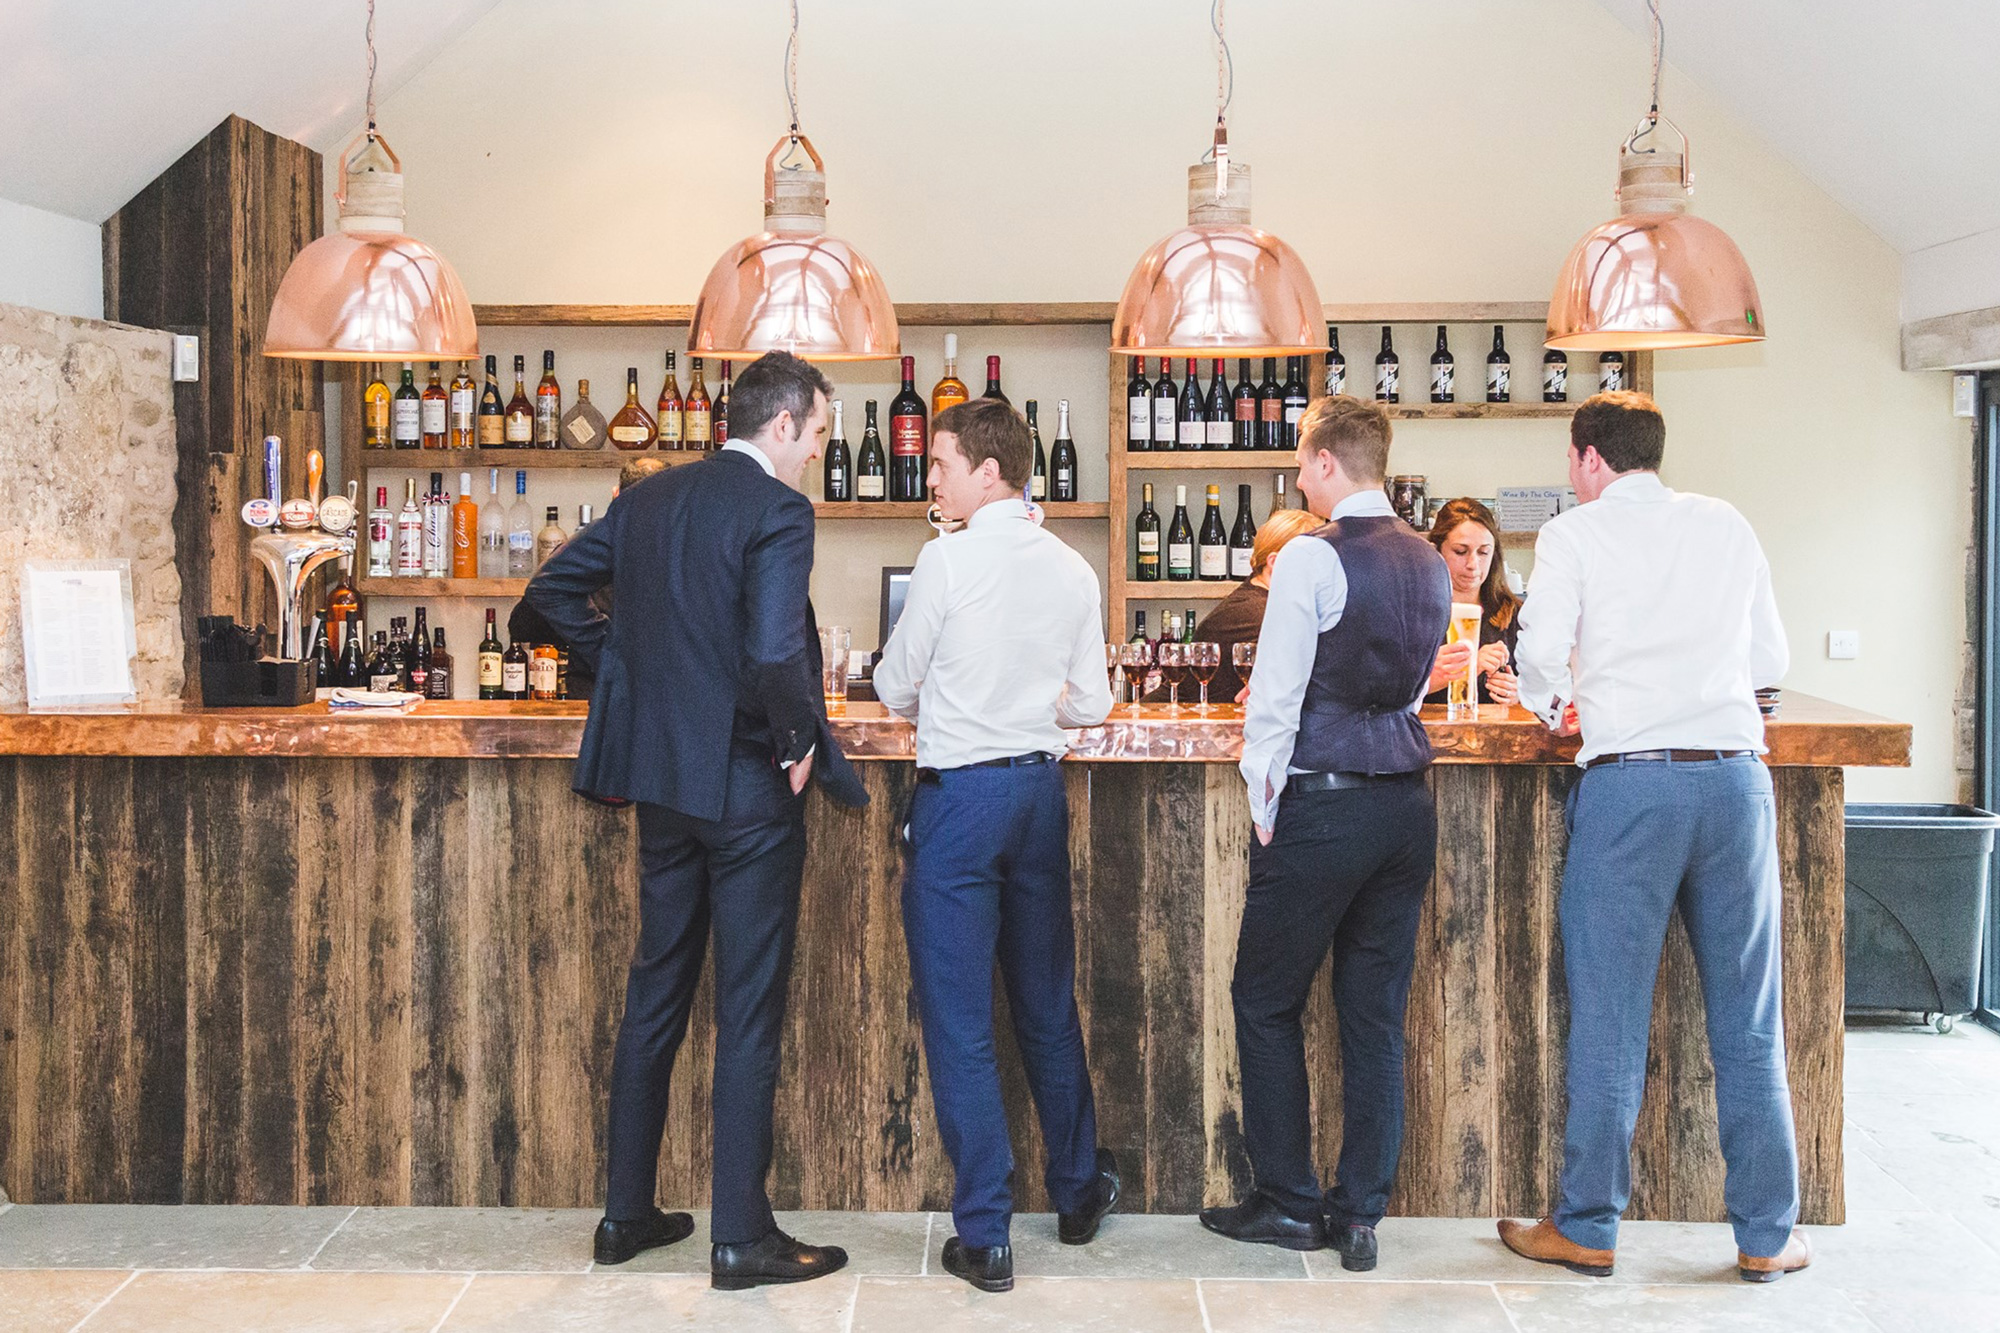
top-left (19, 560), bottom-right (137, 706)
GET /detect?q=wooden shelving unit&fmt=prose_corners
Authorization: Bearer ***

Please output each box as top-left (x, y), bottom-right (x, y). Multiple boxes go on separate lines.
top-left (358, 447), bottom-right (704, 471)
top-left (359, 577), bottom-right (524, 598)
top-left (813, 501), bottom-right (1108, 520)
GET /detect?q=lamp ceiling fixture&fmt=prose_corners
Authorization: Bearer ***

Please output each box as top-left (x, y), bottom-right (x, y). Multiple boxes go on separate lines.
top-left (1545, 0), bottom-right (1764, 351)
top-left (1111, 0), bottom-right (1322, 358)
top-left (687, 0), bottom-right (898, 362)
top-left (264, 0), bottom-right (477, 362)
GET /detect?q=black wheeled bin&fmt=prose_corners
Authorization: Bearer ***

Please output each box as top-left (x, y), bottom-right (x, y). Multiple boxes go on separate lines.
top-left (1844, 803), bottom-right (1999, 1030)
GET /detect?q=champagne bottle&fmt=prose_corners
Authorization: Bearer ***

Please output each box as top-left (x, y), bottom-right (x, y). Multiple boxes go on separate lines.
top-left (477, 354), bottom-right (505, 446)
top-left (1375, 327), bottom-right (1400, 403)
top-left (1229, 483), bottom-right (1256, 579)
top-left (1167, 484), bottom-right (1195, 581)
top-left (1197, 483), bottom-right (1227, 580)
top-left (1430, 325), bottom-right (1455, 403)
top-left (1486, 325), bottom-right (1511, 403)
top-left (823, 400), bottom-right (852, 501)
top-left (1050, 400), bottom-right (1078, 502)
top-left (715, 360), bottom-right (733, 442)
top-left (1026, 400), bottom-right (1047, 501)
top-left (859, 402), bottom-right (887, 502)
top-left (1135, 481), bottom-right (1161, 581)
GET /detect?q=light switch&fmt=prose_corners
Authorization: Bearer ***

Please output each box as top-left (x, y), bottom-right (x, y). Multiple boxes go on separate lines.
top-left (1827, 630), bottom-right (1860, 660)
top-left (172, 334), bottom-right (200, 383)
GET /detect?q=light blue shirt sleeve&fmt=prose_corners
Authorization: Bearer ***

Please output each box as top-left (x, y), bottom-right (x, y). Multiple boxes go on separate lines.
top-left (1239, 537), bottom-right (1347, 829)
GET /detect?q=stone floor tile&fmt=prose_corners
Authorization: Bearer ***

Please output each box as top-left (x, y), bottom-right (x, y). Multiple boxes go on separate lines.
top-left (0, 1269), bottom-right (130, 1333)
top-left (443, 1273), bottom-right (859, 1332)
top-left (1002, 1212), bottom-right (1309, 1280)
top-left (309, 1207), bottom-right (597, 1273)
top-left (1302, 1217), bottom-right (1591, 1283)
top-left (1495, 1280), bottom-right (1877, 1332)
top-left (0, 1205), bottom-right (351, 1270)
top-left (1847, 1284), bottom-right (2000, 1333)
top-left (1805, 1210), bottom-right (2000, 1290)
top-left (1847, 1125), bottom-right (2000, 1213)
top-left (852, 1275), bottom-right (1205, 1332)
top-left (1202, 1278), bottom-right (1514, 1332)
top-left (1843, 1132), bottom-right (1931, 1211)
top-left (1846, 1091), bottom-right (1997, 1139)
top-left (591, 1210), bottom-right (930, 1276)
top-left (1950, 1201), bottom-right (2000, 1257)
top-left (84, 1270), bottom-right (467, 1333)
top-left (1844, 1051), bottom-right (1980, 1098)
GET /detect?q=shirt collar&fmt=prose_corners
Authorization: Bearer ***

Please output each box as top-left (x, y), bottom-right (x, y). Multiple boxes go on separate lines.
top-left (1331, 489), bottom-right (1396, 520)
top-left (1600, 471), bottom-right (1669, 502)
top-left (966, 497), bottom-right (1030, 529)
top-left (721, 439), bottom-right (776, 478)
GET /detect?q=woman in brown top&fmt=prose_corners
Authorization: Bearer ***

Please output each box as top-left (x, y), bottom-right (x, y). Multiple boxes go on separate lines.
top-left (1201, 508), bottom-right (1324, 701)
top-left (1423, 497), bottom-right (1522, 707)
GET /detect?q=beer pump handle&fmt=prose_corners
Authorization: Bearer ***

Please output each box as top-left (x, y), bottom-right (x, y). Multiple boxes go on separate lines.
top-left (306, 449), bottom-right (324, 507)
top-left (263, 436), bottom-right (282, 505)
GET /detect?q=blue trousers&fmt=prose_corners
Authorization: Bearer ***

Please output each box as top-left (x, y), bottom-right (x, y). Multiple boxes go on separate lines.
top-left (902, 762), bottom-right (1100, 1247)
top-left (1555, 755), bottom-right (1800, 1257)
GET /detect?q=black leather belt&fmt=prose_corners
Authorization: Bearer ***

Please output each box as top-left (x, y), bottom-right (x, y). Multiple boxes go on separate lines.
top-left (918, 752), bottom-right (1056, 783)
top-left (1288, 769), bottom-right (1421, 793)
top-left (1586, 748), bottom-right (1756, 769)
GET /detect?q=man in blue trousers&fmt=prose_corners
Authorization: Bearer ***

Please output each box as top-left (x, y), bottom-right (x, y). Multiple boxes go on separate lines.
top-left (1499, 391), bottom-right (1810, 1283)
top-left (874, 397), bottom-right (1119, 1293)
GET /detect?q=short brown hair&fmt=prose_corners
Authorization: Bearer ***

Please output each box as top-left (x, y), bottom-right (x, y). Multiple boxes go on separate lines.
top-left (1297, 394), bottom-right (1392, 483)
top-left (619, 456), bottom-right (667, 492)
top-left (1252, 508), bottom-right (1323, 575)
top-left (933, 398), bottom-right (1031, 489)
top-left (1571, 391), bottom-right (1665, 472)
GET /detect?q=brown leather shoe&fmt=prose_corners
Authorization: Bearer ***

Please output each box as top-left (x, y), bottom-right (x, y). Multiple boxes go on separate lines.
top-left (1738, 1230), bottom-right (1811, 1283)
top-left (1497, 1217), bottom-right (1615, 1277)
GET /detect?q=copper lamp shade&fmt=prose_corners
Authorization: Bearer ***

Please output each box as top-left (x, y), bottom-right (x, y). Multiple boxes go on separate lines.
top-left (688, 135), bottom-right (899, 362)
top-left (1112, 158), bottom-right (1324, 358)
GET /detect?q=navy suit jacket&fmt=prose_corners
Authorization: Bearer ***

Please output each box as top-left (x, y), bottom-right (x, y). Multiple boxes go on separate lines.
top-left (525, 450), bottom-right (867, 819)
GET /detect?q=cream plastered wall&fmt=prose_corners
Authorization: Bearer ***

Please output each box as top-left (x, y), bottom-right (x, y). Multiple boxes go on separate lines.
top-left (358, 0), bottom-right (1964, 801)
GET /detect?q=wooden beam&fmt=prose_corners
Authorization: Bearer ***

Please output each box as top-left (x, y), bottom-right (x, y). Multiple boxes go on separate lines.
top-left (1902, 306), bottom-right (2000, 371)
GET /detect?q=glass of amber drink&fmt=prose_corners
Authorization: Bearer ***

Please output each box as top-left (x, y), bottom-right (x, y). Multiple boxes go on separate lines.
top-left (1447, 602), bottom-right (1482, 721)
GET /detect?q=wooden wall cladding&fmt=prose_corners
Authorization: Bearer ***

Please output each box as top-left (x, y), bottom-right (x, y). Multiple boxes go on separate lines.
top-left (0, 757), bottom-right (1842, 1222)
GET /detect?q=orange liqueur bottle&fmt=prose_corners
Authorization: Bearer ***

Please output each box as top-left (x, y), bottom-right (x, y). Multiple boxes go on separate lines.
top-left (931, 333), bottom-right (969, 416)
top-left (608, 367), bottom-right (657, 450)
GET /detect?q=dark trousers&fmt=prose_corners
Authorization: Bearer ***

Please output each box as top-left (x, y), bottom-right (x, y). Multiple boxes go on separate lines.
top-left (1232, 775), bottom-right (1435, 1226)
top-left (902, 762), bottom-right (1100, 1248)
top-left (603, 797), bottom-right (806, 1244)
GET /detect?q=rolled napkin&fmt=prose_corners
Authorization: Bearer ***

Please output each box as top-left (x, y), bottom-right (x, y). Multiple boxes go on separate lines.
top-left (328, 688), bottom-right (425, 710)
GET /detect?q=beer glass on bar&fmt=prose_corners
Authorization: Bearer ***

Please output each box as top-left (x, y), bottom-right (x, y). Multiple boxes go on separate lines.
top-left (819, 625), bottom-right (851, 713)
top-left (1446, 602), bottom-right (1482, 721)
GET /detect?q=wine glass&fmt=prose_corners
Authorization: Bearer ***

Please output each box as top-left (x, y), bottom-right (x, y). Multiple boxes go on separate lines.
top-left (1189, 641), bottom-right (1222, 712)
top-left (1232, 641), bottom-right (1257, 693)
top-left (1156, 642), bottom-right (1188, 710)
top-left (1116, 641), bottom-right (1153, 714)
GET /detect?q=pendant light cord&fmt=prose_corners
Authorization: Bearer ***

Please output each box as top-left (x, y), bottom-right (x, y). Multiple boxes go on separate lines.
top-left (784, 0), bottom-right (801, 138)
top-left (1627, 0), bottom-right (1665, 154)
top-left (364, 0), bottom-right (378, 139)
top-left (1202, 0), bottom-right (1234, 164)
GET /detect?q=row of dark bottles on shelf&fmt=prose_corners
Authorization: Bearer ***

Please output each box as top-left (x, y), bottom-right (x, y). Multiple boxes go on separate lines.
top-left (821, 394), bottom-right (1080, 504)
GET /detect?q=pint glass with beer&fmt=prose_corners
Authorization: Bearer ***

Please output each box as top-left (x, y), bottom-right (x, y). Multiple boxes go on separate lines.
top-left (1446, 602), bottom-right (1482, 720)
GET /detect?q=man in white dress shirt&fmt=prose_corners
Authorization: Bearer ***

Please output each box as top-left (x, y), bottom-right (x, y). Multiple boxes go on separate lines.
top-left (874, 397), bottom-right (1119, 1293)
top-left (1497, 391), bottom-right (1809, 1283)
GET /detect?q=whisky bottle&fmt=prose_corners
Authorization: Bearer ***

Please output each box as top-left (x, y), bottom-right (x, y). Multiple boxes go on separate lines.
top-left (607, 367), bottom-right (656, 450)
top-left (823, 400), bottom-right (852, 501)
top-left (363, 364), bottom-right (390, 449)
top-left (477, 608), bottom-right (504, 699)
top-left (530, 644), bottom-right (559, 701)
top-left (421, 362), bottom-right (448, 448)
top-left (501, 637), bottom-right (529, 700)
top-left (425, 628), bottom-right (453, 700)
top-left (392, 362), bottom-right (421, 448)
top-left (932, 334), bottom-right (969, 416)
top-left (449, 362), bottom-right (476, 447)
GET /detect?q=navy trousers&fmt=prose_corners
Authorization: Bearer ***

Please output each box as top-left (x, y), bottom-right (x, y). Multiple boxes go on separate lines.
top-left (902, 761), bottom-right (1100, 1248)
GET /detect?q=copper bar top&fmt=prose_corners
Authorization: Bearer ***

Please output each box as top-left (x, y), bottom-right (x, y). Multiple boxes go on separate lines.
top-left (0, 695), bottom-right (1911, 767)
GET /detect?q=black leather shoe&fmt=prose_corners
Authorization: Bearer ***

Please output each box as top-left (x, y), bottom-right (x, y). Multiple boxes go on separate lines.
top-left (1329, 1222), bottom-right (1378, 1272)
top-left (710, 1229), bottom-right (849, 1291)
top-left (1199, 1194), bottom-right (1326, 1251)
top-left (942, 1236), bottom-right (1014, 1292)
top-left (1058, 1148), bottom-right (1122, 1245)
top-left (593, 1208), bottom-right (695, 1265)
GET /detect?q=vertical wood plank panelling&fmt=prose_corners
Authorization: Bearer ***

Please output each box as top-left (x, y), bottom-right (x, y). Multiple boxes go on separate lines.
top-left (1777, 767), bottom-right (1846, 1225)
top-left (408, 759), bottom-right (471, 1205)
top-left (0, 760), bottom-right (19, 1195)
top-left (1200, 765), bottom-right (1253, 1206)
top-left (1388, 773), bottom-right (1447, 1215)
top-left (17, 758), bottom-right (81, 1199)
top-left (1435, 766), bottom-right (1498, 1217)
top-left (463, 760), bottom-right (523, 1204)
top-left (127, 760), bottom-right (191, 1203)
top-left (1082, 763), bottom-right (1151, 1208)
top-left (1141, 764), bottom-right (1210, 1209)
top-left (1492, 766), bottom-right (1567, 1215)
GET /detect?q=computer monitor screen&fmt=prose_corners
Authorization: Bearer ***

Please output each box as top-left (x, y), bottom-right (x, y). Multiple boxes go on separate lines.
top-left (879, 566), bottom-right (914, 650)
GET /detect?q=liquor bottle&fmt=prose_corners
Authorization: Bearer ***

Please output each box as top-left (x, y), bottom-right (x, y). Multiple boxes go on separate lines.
top-left (501, 637), bottom-right (529, 700)
top-left (505, 355), bottom-right (534, 444)
top-left (363, 364), bottom-right (391, 449)
top-left (1177, 359), bottom-right (1205, 449)
top-left (338, 611), bottom-right (366, 687)
top-left (1233, 358), bottom-right (1257, 450)
top-left (395, 478), bottom-right (423, 576)
top-left (366, 485), bottom-right (392, 576)
top-left (1598, 349), bottom-right (1626, 392)
top-left (1206, 359), bottom-right (1232, 449)
top-left (477, 608), bottom-right (504, 699)
top-left (451, 471), bottom-right (478, 578)
top-left (823, 400), bottom-right (852, 501)
top-left (1257, 357), bottom-right (1283, 450)
top-left (534, 351), bottom-right (561, 448)
top-left (1126, 357), bottom-right (1152, 453)
top-left (326, 555), bottom-right (360, 647)
top-left (1486, 325), bottom-right (1512, 403)
top-left (981, 355), bottom-right (1006, 404)
top-left (506, 470), bottom-right (534, 576)
top-left (557, 649), bottom-right (570, 700)
top-left (392, 362), bottom-right (422, 448)
top-left (889, 356), bottom-right (928, 502)
top-left (656, 351), bottom-right (684, 449)
top-left (714, 360), bottom-right (733, 443)
top-left (1130, 610), bottom-right (1149, 643)
top-left (1229, 484), bottom-right (1256, 579)
top-left (1026, 400), bottom-right (1047, 501)
top-left (576, 503), bottom-right (594, 535)
top-left (1152, 356), bottom-right (1177, 450)
top-left (1135, 481), bottom-right (1161, 581)
top-left (1374, 327), bottom-right (1400, 403)
top-left (1325, 326), bottom-right (1347, 396)
top-left (1167, 484), bottom-right (1195, 581)
top-left (559, 378), bottom-right (606, 450)
top-left (684, 357), bottom-right (713, 449)
top-left (932, 334), bottom-right (969, 416)
top-left (1182, 610), bottom-right (1199, 643)
top-left (1197, 483), bottom-right (1227, 580)
top-left (448, 362), bottom-right (476, 447)
top-left (421, 472), bottom-right (448, 577)
top-left (367, 631), bottom-right (397, 692)
top-left (1543, 348), bottom-right (1569, 403)
top-left (421, 363), bottom-right (448, 448)
top-left (530, 644), bottom-right (560, 701)
top-left (478, 468), bottom-right (506, 577)
top-left (426, 628), bottom-right (453, 700)
top-left (1050, 399), bottom-right (1078, 502)
top-left (1273, 473), bottom-right (1289, 511)
top-left (1429, 326), bottom-right (1455, 403)
top-left (408, 607), bottom-right (432, 695)
top-left (606, 368), bottom-right (655, 450)
top-left (1281, 357), bottom-right (1309, 448)
top-left (856, 401), bottom-right (887, 501)
top-left (535, 506), bottom-right (568, 567)
top-left (477, 354), bottom-right (505, 445)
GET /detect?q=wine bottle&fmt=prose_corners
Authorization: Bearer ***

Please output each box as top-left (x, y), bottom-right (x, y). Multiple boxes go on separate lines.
top-left (1228, 483), bottom-right (1255, 579)
top-left (1152, 356), bottom-right (1178, 450)
top-left (1167, 484), bottom-right (1195, 581)
top-left (1050, 399), bottom-right (1078, 502)
top-left (364, 364), bottom-right (391, 449)
top-left (1177, 358), bottom-right (1205, 449)
top-left (1182, 609), bottom-right (1198, 643)
top-left (1026, 400), bottom-right (1047, 501)
top-left (1232, 358), bottom-right (1257, 450)
top-left (1197, 483), bottom-right (1227, 580)
top-left (1599, 349), bottom-right (1626, 392)
top-left (1130, 610), bottom-right (1149, 644)
top-left (1135, 481), bottom-right (1161, 581)
top-left (1257, 357), bottom-right (1283, 450)
top-left (1205, 359), bottom-right (1232, 449)
top-left (890, 355), bottom-right (928, 502)
top-left (449, 362), bottom-right (476, 447)
top-left (338, 611), bottom-right (366, 688)
top-left (933, 334), bottom-right (969, 416)
top-left (714, 360), bottom-right (733, 443)
top-left (505, 355), bottom-right (534, 444)
top-left (560, 379), bottom-right (608, 450)
top-left (477, 354), bottom-right (505, 446)
top-left (656, 351), bottom-right (684, 449)
top-left (409, 607), bottom-right (432, 695)
top-left (823, 399), bottom-right (852, 501)
top-left (1543, 347), bottom-right (1569, 403)
top-left (534, 350), bottom-right (561, 449)
top-left (478, 608), bottom-right (504, 700)
top-left (1126, 357), bottom-right (1152, 453)
top-left (1374, 327), bottom-right (1400, 403)
top-left (684, 357), bottom-right (713, 449)
top-left (981, 355), bottom-right (1005, 403)
top-left (1486, 325), bottom-right (1512, 403)
top-left (1429, 325), bottom-right (1455, 403)
top-left (1325, 325), bottom-right (1347, 396)
top-left (1273, 472), bottom-right (1289, 511)
top-left (606, 367), bottom-right (655, 450)
top-left (1281, 357), bottom-right (1309, 448)
top-left (860, 401), bottom-right (888, 502)
top-left (392, 362), bottom-right (421, 448)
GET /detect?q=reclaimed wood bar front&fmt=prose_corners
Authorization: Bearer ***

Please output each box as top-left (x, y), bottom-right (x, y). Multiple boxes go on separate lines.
top-left (0, 697), bottom-right (1907, 1224)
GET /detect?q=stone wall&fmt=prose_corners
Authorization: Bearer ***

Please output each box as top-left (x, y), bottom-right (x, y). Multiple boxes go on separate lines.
top-left (0, 303), bottom-right (181, 703)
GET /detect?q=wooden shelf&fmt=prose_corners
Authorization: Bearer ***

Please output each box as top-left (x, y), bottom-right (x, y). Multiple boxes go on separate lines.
top-left (357, 448), bottom-right (706, 471)
top-left (472, 301), bottom-right (1118, 328)
top-left (1125, 451), bottom-right (1296, 471)
top-left (1322, 302), bottom-right (1551, 324)
top-left (1116, 581), bottom-right (1242, 601)
top-left (359, 577), bottom-right (525, 598)
top-left (811, 501), bottom-right (1108, 520)
top-left (1385, 400), bottom-right (1579, 419)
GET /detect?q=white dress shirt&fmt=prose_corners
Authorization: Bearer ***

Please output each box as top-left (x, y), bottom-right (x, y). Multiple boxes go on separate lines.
top-left (1515, 472), bottom-right (1788, 766)
top-left (721, 439), bottom-right (777, 477)
top-left (874, 498), bottom-right (1113, 769)
top-left (1239, 489), bottom-right (1405, 830)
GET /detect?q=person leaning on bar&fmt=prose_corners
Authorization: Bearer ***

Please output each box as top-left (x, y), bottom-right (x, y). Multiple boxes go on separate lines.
top-left (1421, 497), bottom-right (1522, 708)
top-left (872, 397), bottom-right (1119, 1294)
top-left (1496, 390), bottom-right (1809, 1283)
top-left (1201, 395), bottom-right (1450, 1271)
top-left (1200, 507), bottom-right (1324, 703)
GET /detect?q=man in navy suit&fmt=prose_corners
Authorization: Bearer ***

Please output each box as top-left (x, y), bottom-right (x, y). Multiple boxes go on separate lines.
top-left (527, 351), bottom-right (866, 1290)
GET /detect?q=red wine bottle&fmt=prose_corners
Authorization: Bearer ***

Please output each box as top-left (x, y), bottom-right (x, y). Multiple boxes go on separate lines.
top-left (1127, 357), bottom-right (1152, 453)
top-left (1205, 359), bottom-right (1232, 449)
top-left (889, 357), bottom-right (927, 502)
top-left (981, 355), bottom-right (1007, 403)
top-left (1232, 358), bottom-right (1257, 450)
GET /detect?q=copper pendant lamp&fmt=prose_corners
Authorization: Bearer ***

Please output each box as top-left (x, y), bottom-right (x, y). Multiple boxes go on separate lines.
top-left (264, 0), bottom-right (476, 362)
top-left (1111, 0), bottom-right (1322, 358)
top-left (687, 1), bottom-right (898, 362)
top-left (1546, 0), bottom-right (1764, 351)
